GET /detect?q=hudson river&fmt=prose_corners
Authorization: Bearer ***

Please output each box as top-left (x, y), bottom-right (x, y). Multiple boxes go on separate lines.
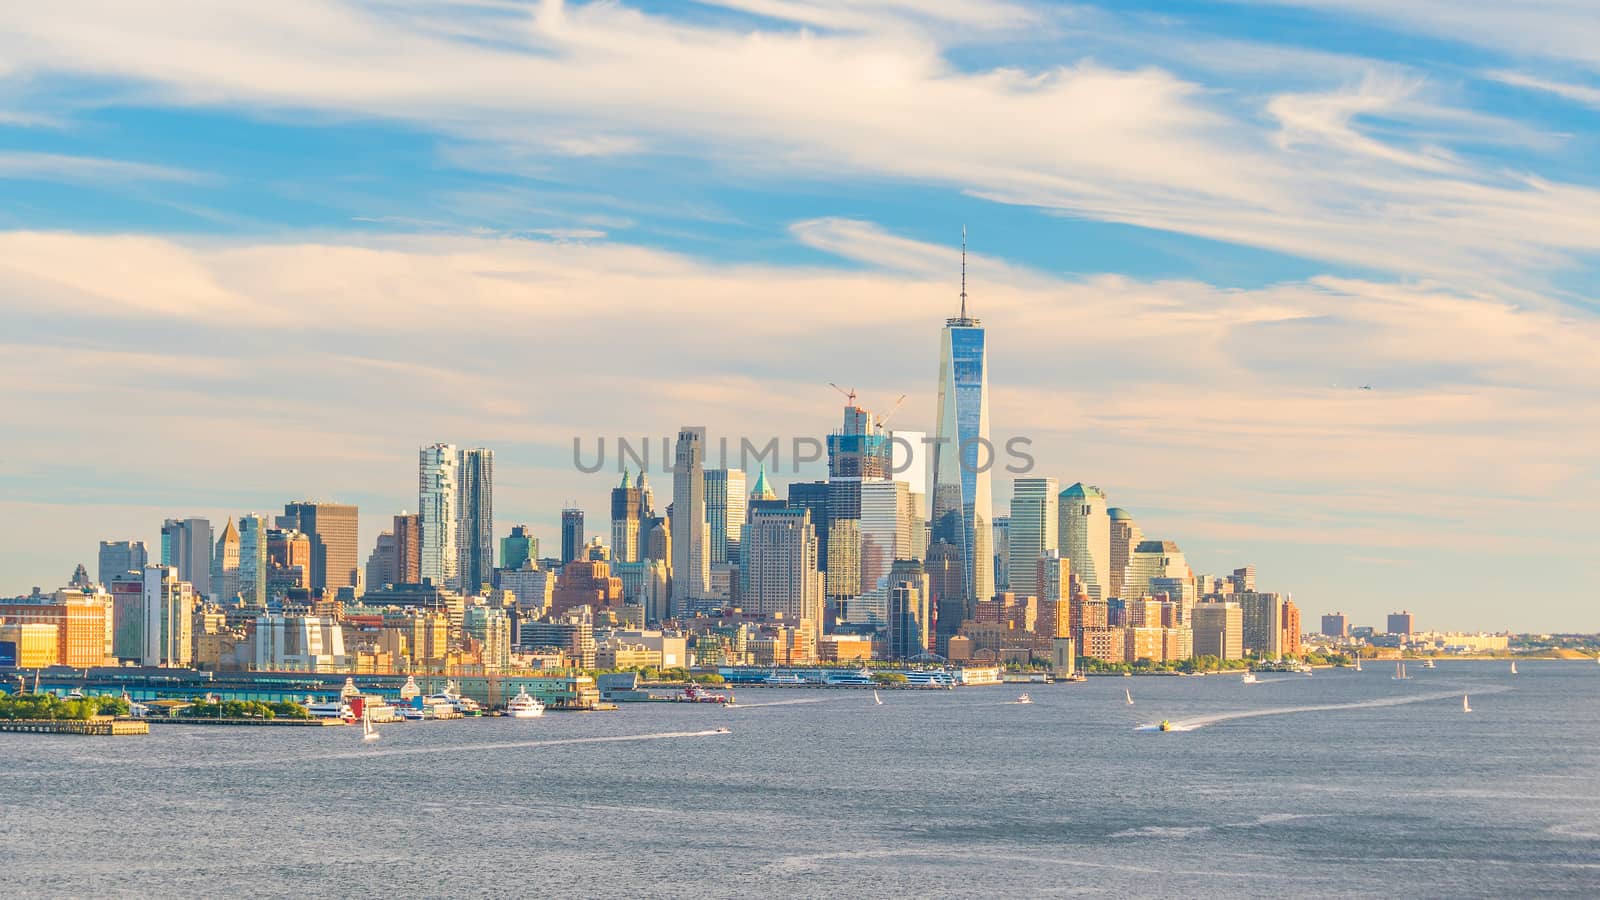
top-left (4, 661), bottom-right (1597, 897)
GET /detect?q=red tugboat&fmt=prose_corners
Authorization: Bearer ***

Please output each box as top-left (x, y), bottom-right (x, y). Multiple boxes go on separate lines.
top-left (672, 683), bottom-right (732, 704)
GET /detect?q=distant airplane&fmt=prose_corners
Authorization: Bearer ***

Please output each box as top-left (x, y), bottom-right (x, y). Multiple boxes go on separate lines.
top-left (1360, 385), bottom-right (1372, 390)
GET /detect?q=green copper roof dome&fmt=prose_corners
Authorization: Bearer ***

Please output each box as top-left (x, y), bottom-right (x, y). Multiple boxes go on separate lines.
top-left (1107, 507), bottom-right (1132, 521)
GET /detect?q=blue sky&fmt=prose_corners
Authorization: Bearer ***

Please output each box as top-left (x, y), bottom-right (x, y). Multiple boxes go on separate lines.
top-left (2, 0), bottom-right (1598, 630)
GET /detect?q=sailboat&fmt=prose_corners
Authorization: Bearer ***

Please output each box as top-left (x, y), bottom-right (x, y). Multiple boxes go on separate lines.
top-left (873, 689), bottom-right (883, 705)
top-left (361, 707), bottom-right (380, 742)
top-left (1125, 689), bottom-right (1134, 706)
top-left (1510, 661), bottom-right (1518, 675)
top-left (1462, 694), bottom-right (1472, 714)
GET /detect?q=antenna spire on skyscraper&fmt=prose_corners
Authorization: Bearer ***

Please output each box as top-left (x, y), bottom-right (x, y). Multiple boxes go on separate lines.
top-left (960, 224), bottom-right (968, 320)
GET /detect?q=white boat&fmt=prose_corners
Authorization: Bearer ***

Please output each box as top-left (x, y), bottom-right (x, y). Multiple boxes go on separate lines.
top-left (1125, 689), bottom-right (1134, 706)
top-left (1462, 694), bottom-right (1472, 714)
top-left (307, 699), bottom-right (353, 719)
top-left (1241, 671), bottom-right (1258, 685)
top-left (873, 689), bottom-right (883, 706)
top-left (397, 707), bottom-right (425, 721)
top-left (505, 687), bottom-right (545, 718)
top-left (764, 673), bottom-right (806, 685)
top-left (361, 708), bottom-right (380, 742)
top-left (1013, 693), bottom-right (1032, 705)
top-left (1510, 661), bottom-right (1518, 675)
top-left (1423, 659), bottom-right (1436, 669)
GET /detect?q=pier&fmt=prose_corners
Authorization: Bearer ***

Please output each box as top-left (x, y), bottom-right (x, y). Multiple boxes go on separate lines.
top-left (0, 718), bottom-right (148, 736)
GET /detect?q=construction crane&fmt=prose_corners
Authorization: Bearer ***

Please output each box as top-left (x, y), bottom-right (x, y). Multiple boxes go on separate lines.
top-left (828, 382), bottom-right (858, 407)
top-left (878, 394), bottom-right (909, 428)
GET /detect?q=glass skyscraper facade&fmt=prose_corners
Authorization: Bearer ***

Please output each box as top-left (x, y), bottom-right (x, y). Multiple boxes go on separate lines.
top-left (929, 260), bottom-right (993, 613)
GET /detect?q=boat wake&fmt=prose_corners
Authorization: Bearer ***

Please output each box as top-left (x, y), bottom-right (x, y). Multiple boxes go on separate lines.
top-left (320, 728), bottom-right (729, 760)
top-left (1154, 686), bottom-right (1509, 732)
top-left (733, 697), bottom-right (833, 708)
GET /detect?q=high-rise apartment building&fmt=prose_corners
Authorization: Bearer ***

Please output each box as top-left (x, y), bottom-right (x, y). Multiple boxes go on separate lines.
top-left (670, 427), bottom-right (710, 613)
top-left (392, 513), bottom-right (421, 585)
top-left (98, 540), bottom-right (149, 587)
top-left (611, 471), bottom-right (644, 564)
top-left (1007, 477), bottom-right (1058, 599)
top-left (418, 444), bottom-right (458, 588)
top-left (1387, 610), bottom-right (1414, 637)
top-left (282, 501), bottom-right (360, 592)
top-left (238, 514), bottom-right (268, 607)
top-left (704, 468), bottom-right (747, 565)
top-left (1237, 591), bottom-right (1285, 659)
top-left (161, 518), bottom-right (213, 598)
top-left (1107, 507), bottom-right (1142, 600)
top-left (1192, 601), bottom-right (1243, 660)
top-left (928, 236), bottom-right (993, 610)
top-left (141, 564), bottom-right (194, 667)
top-left (743, 507), bottom-right (822, 624)
top-left (1321, 612), bottom-right (1348, 638)
top-left (366, 532), bottom-right (396, 593)
top-left (456, 447), bottom-right (494, 593)
top-left (1059, 483), bottom-right (1110, 602)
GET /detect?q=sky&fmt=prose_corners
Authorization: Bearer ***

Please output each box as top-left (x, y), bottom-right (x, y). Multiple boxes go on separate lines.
top-left (2, 0), bottom-right (1598, 631)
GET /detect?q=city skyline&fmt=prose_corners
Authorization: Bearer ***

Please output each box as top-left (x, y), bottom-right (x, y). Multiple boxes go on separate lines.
top-left (3, 2), bottom-right (1599, 632)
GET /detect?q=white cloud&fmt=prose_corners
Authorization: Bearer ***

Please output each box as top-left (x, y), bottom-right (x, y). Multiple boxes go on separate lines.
top-left (0, 151), bottom-right (208, 185)
top-left (2, 1), bottom-right (1599, 292)
top-left (1489, 71), bottom-right (1600, 109)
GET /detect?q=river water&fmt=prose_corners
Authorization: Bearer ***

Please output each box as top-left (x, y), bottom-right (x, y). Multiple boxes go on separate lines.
top-left (3, 660), bottom-right (1597, 897)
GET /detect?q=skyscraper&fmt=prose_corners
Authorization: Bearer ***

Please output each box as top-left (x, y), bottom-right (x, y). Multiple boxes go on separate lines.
top-left (890, 429), bottom-right (928, 559)
top-left (238, 514), bottom-right (268, 607)
top-left (1107, 507), bottom-right (1142, 600)
top-left (418, 444), bottom-right (458, 588)
top-left (392, 513), bottom-right (421, 585)
top-left (670, 427), bottom-right (709, 614)
top-left (611, 471), bottom-right (643, 564)
top-left (1007, 477), bottom-right (1058, 599)
top-left (704, 468), bottom-right (747, 565)
top-left (365, 531), bottom-right (395, 594)
top-left (743, 507), bottom-right (822, 623)
top-left (160, 518), bottom-right (212, 598)
top-left (456, 447), bottom-right (494, 593)
top-left (141, 564), bottom-right (193, 667)
top-left (1059, 483), bottom-right (1110, 602)
top-left (281, 501), bottom-right (360, 592)
top-left (211, 518), bottom-right (241, 602)
top-left (786, 481), bottom-right (831, 572)
top-left (1125, 539), bottom-right (1191, 601)
top-left (859, 478), bottom-right (912, 595)
top-left (500, 524), bottom-right (539, 572)
top-left (98, 540), bottom-right (148, 586)
top-left (929, 232), bottom-right (993, 609)
top-left (561, 507), bottom-right (585, 564)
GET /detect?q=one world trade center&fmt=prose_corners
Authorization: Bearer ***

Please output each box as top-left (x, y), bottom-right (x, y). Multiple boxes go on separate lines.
top-left (928, 229), bottom-right (993, 618)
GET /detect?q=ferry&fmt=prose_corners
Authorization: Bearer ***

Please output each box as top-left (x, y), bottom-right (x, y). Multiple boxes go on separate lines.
top-left (764, 673), bottom-right (807, 685)
top-left (902, 671), bottom-right (955, 689)
top-left (825, 668), bottom-right (875, 686)
top-left (306, 698), bottom-right (354, 719)
top-left (425, 681), bottom-right (482, 716)
top-left (505, 687), bottom-right (545, 718)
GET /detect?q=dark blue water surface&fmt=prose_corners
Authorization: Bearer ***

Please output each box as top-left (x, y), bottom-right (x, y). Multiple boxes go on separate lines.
top-left (3, 660), bottom-right (1597, 898)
